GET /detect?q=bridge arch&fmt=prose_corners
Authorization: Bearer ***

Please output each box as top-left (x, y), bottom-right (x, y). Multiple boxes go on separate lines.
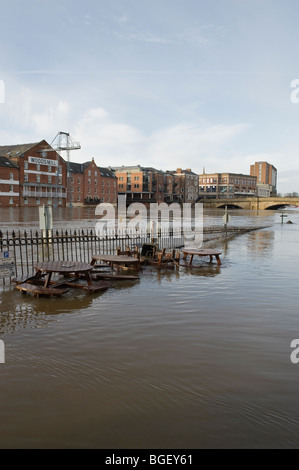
top-left (265, 204), bottom-right (291, 210)
top-left (262, 200), bottom-right (299, 210)
top-left (217, 203), bottom-right (243, 209)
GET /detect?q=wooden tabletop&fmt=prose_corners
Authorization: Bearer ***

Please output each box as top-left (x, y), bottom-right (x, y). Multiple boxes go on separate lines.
top-left (182, 249), bottom-right (222, 255)
top-left (91, 255), bottom-right (140, 264)
top-left (34, 261), bottom-right (93, 273)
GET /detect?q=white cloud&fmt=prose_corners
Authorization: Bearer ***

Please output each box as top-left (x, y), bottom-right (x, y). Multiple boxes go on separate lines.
top-left (146, 123), bottom-right (249, 171)
top-left (74, 107), bottom-right (144, 164)
top-left (72, 107), bottom-right (249, 173)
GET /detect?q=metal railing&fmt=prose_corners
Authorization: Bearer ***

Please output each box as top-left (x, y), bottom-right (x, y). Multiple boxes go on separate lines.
top-left (0, 227), bottom-right (185, 279)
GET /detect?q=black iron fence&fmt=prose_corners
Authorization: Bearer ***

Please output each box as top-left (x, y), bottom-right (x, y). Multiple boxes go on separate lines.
top-left (0, 228), bottom-right (185, 279)
top-left (0, 225), bottom-right (266, 281)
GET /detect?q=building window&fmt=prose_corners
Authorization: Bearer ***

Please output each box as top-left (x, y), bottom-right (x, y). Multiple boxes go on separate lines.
top-left (48, 176), bottom-right (52, 184)
top-left (24, 174), bottom-right (29, 182)
top-left (48, 165), bottom-right (51, 172)
top-left (24, 161), bottom-right (28, 170)
top-left (88, 170), bottom-right (91, 177)
top-left (36, 198), bottom-right (40, 205)
top-left (36, 175), bottom-right (40, 183)
top-left (9, 197), bottom-right (13, 204)
top-left (9, 172), bottom-right (13, 180)
top-left (24, 197), bottom-right (28, 205)
top-left (77, 195), bottom-right (81, 201)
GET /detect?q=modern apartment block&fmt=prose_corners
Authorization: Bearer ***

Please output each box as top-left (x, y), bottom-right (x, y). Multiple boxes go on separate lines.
top-left (112, 166), bottom-right (199, 204)
top-left (250, 161), bottom-right (277, 196)
top-left (198, 172), bottom-right (257, 198)
top-left (112, 165), bottom-right (165, 204)
top-left (171, 168), bottom-right (199, 203)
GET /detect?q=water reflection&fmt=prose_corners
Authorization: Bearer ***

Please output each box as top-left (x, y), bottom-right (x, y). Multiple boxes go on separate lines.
top-left (2, 207), bottom-right (299, 449)
top-left (0, 278), bottom-right (141, 335)
top-left (246, 229), bottom-right (275, 257)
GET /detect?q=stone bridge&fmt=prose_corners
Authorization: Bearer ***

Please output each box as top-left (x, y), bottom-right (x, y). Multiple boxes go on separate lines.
top-left (200, 196), bottom-right (299, 211)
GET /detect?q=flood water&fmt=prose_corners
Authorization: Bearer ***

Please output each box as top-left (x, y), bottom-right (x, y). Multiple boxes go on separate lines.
top-left (0, 206), bottom-right (299, 449)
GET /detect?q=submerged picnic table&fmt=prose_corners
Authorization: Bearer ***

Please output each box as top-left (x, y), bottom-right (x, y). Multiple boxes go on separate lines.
top-left (181, 249), bottom-right (222, 267)
top-left (90, 254), bottom-right (141, 275)
top-left (16, 261), bottom-right (111, 297)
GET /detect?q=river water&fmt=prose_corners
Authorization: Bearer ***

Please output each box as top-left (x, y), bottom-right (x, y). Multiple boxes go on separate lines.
top-left (0, 206), bottom-right (298, 449)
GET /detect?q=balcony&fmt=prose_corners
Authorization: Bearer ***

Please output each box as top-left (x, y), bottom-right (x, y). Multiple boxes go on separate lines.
top-left (23, 189), bottom-right (67, 198)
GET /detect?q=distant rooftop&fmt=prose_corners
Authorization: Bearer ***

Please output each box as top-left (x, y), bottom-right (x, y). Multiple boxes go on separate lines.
top-left (70, 161), bottom-right (116, 178)
top-left (0, 142), bottom-right (39, 158)
top-left (0, 156), bottom-right (19, 168)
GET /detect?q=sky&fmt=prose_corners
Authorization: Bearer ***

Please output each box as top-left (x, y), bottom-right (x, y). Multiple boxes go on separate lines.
top-left (0, 0), bottom-right (299, 194)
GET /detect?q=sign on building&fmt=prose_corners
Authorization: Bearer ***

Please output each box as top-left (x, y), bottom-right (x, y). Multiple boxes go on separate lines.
top-left (0, 251), bottom-right (16, 278)
top-left (28, 156), bottom-right (58, 167)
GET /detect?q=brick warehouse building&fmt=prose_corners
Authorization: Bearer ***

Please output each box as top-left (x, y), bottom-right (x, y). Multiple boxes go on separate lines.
top-left (0, 141), bottom-right (68, 207)
top-left (0, 156), bottom-right (20, 206)
top-left (0, 140), bottom-right (117, 207)
top-left (69, 159), bottom-right (117, 206)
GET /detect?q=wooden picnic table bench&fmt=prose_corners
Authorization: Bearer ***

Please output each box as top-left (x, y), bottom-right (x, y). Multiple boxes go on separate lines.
top-left (16, 283), bottom-right (68, 298)
top-left (15, 261), bottom-right (112, 296)
top-left (90, 254), bottom-right (141, 272)
top-left (181, 249), bottom-right (222, 267)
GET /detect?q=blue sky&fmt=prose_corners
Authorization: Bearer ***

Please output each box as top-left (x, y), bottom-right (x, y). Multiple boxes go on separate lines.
top-left (0, 0), bottom-right (299, 193)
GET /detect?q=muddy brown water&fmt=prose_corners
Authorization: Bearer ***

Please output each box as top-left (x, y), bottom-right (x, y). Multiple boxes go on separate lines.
top-left (0, 206), bottom-right (299, 448)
